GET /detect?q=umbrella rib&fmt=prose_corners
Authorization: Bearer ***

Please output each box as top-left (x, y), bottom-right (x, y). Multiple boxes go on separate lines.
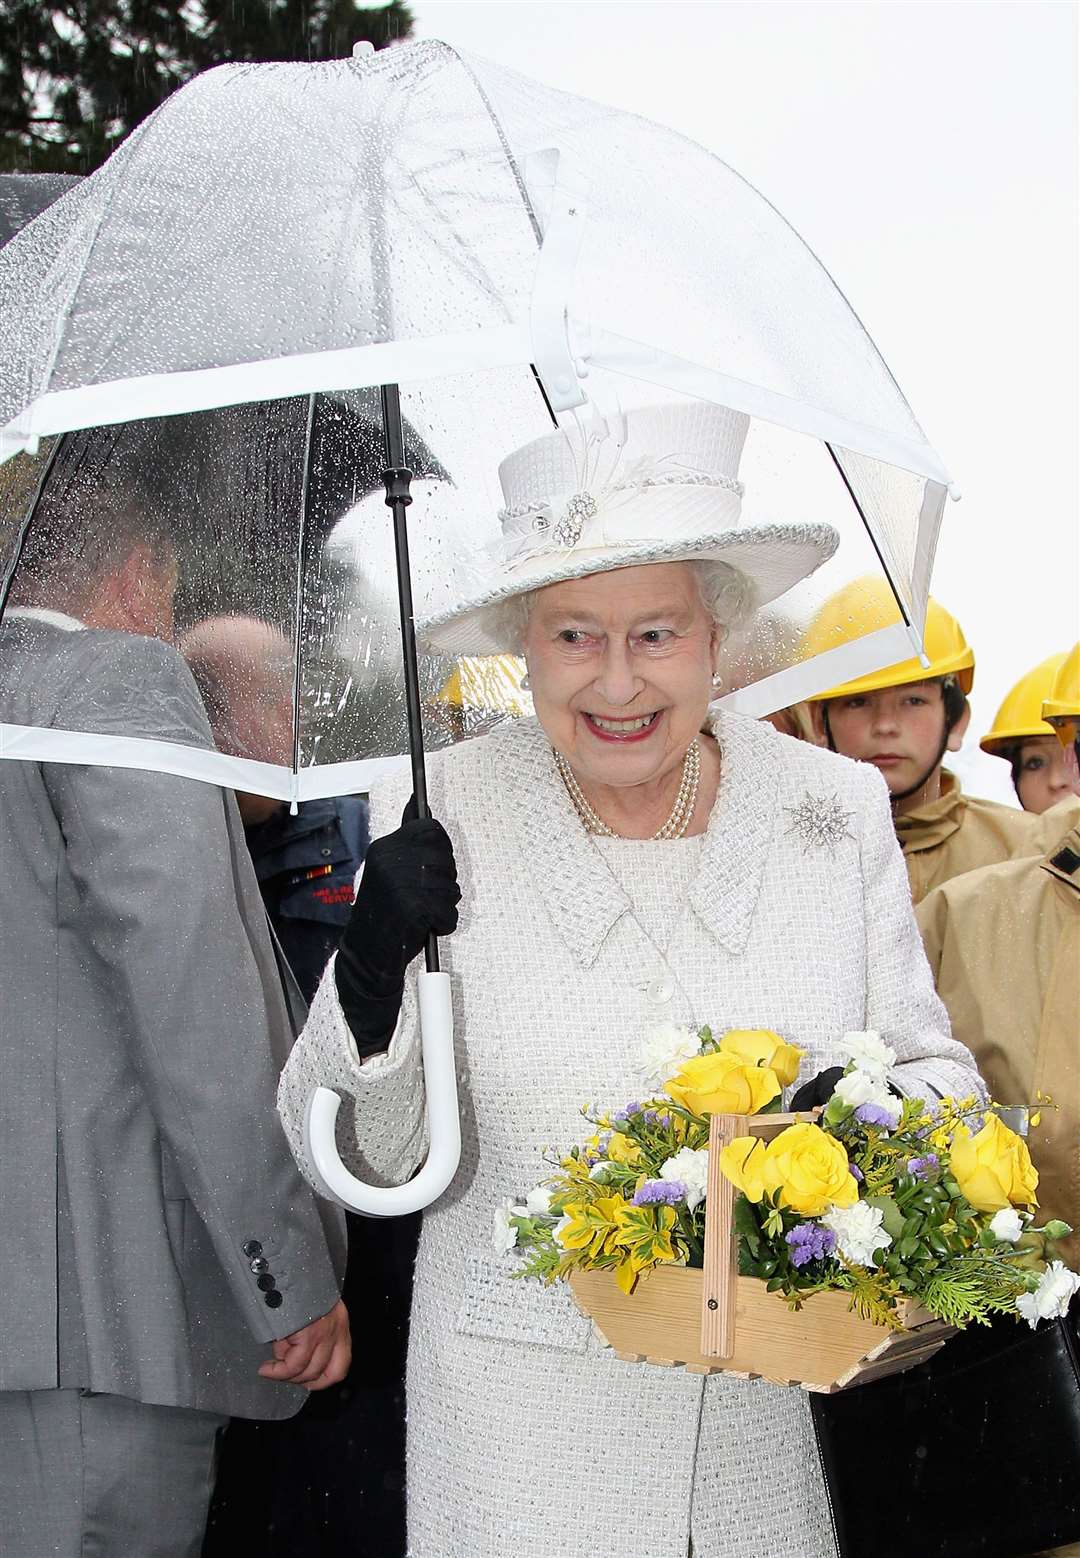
top-left (825, 442), bottom-right (914, 633)
top-left (290, 393), bottom-right (318, 793)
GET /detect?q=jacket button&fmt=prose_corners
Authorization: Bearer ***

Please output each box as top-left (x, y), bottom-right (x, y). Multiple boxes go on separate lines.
top-left (249, 1256), bottom-right (270, 1274)
top-left (242, 1240), bottom-right (263, 1259)
top-left (257, 1274), bottom-right (277, 1292)
top-left (264, 1290), bottom-right (284, 1309)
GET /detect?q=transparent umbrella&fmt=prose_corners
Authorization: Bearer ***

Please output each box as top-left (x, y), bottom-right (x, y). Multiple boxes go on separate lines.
top-left (0, 39), bottom-right (956, 1211)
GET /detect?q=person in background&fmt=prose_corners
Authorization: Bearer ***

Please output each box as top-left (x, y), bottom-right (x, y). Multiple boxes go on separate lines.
top-left (179, 616), bottom-right (371, 999)
top-left (180, 613), bottom-right (414, 1558)
top-left (804, 578), bottom-right (1037, 903)
top-left (0, 448), bottom-right (348, 1558)
top-left (918, 642), bottom-right (1080, 1285)
top-left (980, 649), bottom-right (1079, 824)
top-left (764, 701), bottom-right (820, 743)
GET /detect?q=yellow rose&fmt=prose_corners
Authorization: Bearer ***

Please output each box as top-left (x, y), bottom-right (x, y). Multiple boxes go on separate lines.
top-left (718, 1029), bottom-right (805, 1089)
top-left (665, 1051), bottom-right (781, 1117)
top-left (760, 1122), bottom-right (858, 1216)
top-left (718, 1136), bottom-right (767, 1202)
top-left (949, 1114), bottom-right (1039, 1213)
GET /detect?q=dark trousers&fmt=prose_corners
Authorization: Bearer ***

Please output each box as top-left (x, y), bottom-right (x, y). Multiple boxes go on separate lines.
top-left (203, 1211), bottom-right (420, 1558)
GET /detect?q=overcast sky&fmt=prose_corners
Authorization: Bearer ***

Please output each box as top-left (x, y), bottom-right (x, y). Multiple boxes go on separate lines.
top-left (411, 0), bottom-right (1078, 803)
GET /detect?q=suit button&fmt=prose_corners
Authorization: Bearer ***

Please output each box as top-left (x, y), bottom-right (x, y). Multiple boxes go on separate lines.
top-left (242, 1240), bottom-right (263, 1259)
top-left (249, 1257), bottom-right (270, 1274)
top-left (257, 1274), bottom-right (277, 1292)
top-left (264, 1290), bottom-right (283, 1309)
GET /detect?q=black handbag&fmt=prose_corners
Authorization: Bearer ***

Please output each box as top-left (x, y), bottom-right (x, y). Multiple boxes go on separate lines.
top-left (810, 1304), bottom-right (1080, 1558)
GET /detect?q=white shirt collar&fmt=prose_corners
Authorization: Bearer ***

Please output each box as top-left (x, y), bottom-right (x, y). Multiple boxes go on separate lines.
top-left (3, 606), bottom-right (86, 632)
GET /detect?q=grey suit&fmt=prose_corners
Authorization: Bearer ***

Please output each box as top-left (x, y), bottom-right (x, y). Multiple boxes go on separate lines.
top-left (0, 615), bottom-right (344, 1425)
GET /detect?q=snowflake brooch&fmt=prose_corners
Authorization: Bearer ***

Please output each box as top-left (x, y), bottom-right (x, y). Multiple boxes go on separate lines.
top-left (784, 791), bottom-right (854, 853)
top-left (552, 490), bottom-right (598, 549)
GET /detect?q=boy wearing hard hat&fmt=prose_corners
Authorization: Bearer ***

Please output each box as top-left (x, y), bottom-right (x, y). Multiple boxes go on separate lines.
top-left (804, 579), bottom-right (1037, 903)
top-left (981, 650), bottom-right (1078, 817)
top-left (917, 644), bottom-right (1080, 1272)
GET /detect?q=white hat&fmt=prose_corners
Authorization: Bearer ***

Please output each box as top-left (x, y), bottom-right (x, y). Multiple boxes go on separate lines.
top-left (420, 402), bottom-right (838, 655)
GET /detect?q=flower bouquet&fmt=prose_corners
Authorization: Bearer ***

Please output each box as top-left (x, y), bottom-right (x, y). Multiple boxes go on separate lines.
top-left (500, 1028), bottom-right (1078, 1392)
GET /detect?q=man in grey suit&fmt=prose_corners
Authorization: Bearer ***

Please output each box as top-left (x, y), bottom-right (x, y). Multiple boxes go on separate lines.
top-left (0, 435), bottom-right (349, 1558)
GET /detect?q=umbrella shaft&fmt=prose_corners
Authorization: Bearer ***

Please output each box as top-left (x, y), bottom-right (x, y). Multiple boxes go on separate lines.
top-left (381, 383), bottom-right (439, 974)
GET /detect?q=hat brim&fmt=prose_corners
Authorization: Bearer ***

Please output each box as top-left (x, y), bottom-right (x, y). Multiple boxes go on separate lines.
top-left (420, 522), bottom-right (840, 657)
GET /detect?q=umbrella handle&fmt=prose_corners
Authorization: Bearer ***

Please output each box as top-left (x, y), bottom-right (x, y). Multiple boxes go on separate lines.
top-left (301, 971), bottom-right (461, 1216)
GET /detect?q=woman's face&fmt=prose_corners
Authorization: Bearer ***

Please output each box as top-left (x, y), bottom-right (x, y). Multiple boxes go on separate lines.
top-left (1015, 734), bottom-right (1073, 814)
top-left (522, 562), bottom-right (717, 792)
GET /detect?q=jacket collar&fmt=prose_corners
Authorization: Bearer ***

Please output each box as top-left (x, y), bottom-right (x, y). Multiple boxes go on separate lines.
top-left (894, 770), bottom-right (965, 854)
top-left (492, 710), bottom-right (777, 969)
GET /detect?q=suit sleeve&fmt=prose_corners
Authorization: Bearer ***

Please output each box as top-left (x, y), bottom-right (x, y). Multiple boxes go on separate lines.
top-left (277, 767), bottom-right (430, 1193)
top-left (856, 767), bottom-right (988, 1106)
top-left (47, 635), bottom-right (341, 1344)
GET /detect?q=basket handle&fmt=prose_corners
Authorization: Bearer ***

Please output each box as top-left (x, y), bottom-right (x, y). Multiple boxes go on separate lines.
top-left (700, 1113), bottom-right (741, 1357)
top-left (699, 1111), bottom-right (819, 1359)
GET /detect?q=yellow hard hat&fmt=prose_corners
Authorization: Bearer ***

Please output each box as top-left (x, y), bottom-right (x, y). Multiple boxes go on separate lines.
top-left (1042, 641), bottom-right (1080, 724)
top-left (802, 577), bottom-right (974, 702)
top-left (980, 651), bottom-right (1069, 756)
top-left (434, 655), bottom-right (532, 717)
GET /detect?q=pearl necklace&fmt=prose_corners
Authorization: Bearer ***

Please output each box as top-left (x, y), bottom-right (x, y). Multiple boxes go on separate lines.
top-left (554, 739), bottom-right (701, 841)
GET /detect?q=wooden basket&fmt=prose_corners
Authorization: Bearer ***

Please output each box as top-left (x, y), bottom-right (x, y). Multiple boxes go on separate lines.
top-left (568, 1112), bottom-right (954, 1392)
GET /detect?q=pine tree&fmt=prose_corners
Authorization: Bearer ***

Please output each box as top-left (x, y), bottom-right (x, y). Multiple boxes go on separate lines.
top-left (0, 1), bottom-right (414, 173)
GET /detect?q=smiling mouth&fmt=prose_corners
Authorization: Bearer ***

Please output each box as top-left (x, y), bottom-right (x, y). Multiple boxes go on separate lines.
top-left (584, 711), bottom-right (661, 738)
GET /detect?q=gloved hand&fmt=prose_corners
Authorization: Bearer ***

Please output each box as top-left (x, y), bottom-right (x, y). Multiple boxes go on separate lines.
top-left (789, 1066), bottom-right (845, 1112)
top-left (334, 802), bottom-right (460, 1057)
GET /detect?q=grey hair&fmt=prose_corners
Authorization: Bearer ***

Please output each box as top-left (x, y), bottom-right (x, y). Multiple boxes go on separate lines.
top-left (490, 559), bottom-right (755, 652)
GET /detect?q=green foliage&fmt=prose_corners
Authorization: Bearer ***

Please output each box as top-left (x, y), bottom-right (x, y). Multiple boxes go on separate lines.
top-left (0, 0), bottom-right (415, 173)
top-left (919, 1252), bottom-right (1032, 1329)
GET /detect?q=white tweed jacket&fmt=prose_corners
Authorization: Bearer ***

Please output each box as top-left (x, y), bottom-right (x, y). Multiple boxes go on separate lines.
top-left (278, 711), bottom-right (983, 1558)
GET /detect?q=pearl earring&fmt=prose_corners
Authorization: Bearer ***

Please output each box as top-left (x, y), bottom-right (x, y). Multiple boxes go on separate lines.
top-left (711, 671), bottom-right (723, 689)
top-left (520, 672), bottom-right (531, 691)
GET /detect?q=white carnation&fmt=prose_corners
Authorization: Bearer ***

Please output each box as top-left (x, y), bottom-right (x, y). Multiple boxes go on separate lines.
top-left (832, 1070), bottom-right (876, 1109)
top-left (989, 1207), bottom-right (1024, 1244)
top-left (524, 1185), bottom-right (553, 1216)
top-left (821, 1200), bottom-right (893, 1267)
top-left (635, 1021), bottom-right (701, 1092)
top-left (659, 1146), bottom-right (710, 1212)
top-left (1016, 1261), bottom-right (1080, 1329)
top-left (492, 1200), bottom-right (524, 1255)
top-left (840, 1030), bottom-right (896, 1083)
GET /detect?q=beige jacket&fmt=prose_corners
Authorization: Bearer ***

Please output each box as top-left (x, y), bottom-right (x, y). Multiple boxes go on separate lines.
top-left (896, 771), bottom-right (1040, 904)
top-left (917, 824), bottom-right (1080, 1265)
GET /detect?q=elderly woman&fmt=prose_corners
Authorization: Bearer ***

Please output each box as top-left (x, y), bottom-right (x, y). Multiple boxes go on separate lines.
top-left (279, 403), bottom-right (983, 1558)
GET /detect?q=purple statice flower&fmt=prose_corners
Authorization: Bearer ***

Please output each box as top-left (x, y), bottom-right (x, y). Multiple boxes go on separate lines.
top-left (855, 1103), bottom-right (895, 1128)
top-left (848, 1163), bottom-right (864, 1182)
top-left (907, 1153), bottom-right (939, 1181)
top-left (785, 1223), bottom-right (837, 1268)
top-left (612, 1103), bottom-right (641, 1123)
top-left (632, 1179), bottom-right (686, 1207)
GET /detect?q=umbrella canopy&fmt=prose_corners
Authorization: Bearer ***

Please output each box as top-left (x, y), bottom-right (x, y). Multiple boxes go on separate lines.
top-left (0, 39), bottom-right (951, 800)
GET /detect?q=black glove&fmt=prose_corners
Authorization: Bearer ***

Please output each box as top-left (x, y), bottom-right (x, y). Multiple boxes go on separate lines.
top-left (789, 1066), bottom-right (845, 1112)
top-left (335, 803), bottom-right (460, 1057)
